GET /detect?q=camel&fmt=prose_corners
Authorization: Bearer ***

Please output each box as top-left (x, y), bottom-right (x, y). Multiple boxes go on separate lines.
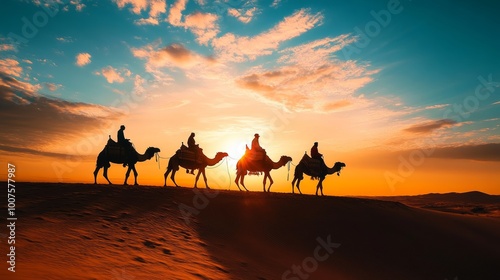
top-left (163, 151), bottom-right (228, 189)
top-left (291, 154), bottom-right (346, 196)
top-left (93, 142), bottom-right (160, 185)
top-left (235, 154), bottom-right (292, 192)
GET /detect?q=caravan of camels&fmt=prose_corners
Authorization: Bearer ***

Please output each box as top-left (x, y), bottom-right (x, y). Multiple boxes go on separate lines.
top-left (93, 127), bottom-right (346, 195)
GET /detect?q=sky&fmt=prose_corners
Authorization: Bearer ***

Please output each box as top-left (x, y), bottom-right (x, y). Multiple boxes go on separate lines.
top-left (1, 0), bottom-right (499, 196)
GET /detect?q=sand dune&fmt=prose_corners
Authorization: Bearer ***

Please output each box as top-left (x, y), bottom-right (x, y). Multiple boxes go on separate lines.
top-left (2, 183), bottom-right (500, 280)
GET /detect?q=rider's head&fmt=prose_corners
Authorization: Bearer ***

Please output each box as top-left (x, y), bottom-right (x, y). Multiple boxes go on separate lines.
top-left (120, 125), bottom-right (125, 130)
top-left (254, 133), bottom-right (260, 138)
top-left (314, 142), bottom-right (318, 146)
top-left (191, 132), bottom-right (195, 137)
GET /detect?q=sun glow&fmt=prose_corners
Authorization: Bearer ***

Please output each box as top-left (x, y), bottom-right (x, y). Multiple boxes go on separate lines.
top-left (224, 140), bottom-right (247, 162)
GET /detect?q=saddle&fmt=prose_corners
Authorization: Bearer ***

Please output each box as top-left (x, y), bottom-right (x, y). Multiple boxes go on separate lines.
top-left (244, 145), bottom-right (266, 161)
top-left (104, 138), bottom-right (132, 160)
top-left (177, 144), bottom-right (204, 163)
top-left (300, 154), bottom-right (324, 177)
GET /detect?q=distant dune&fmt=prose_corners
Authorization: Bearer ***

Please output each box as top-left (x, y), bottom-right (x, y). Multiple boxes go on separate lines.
top-left (2, 183), bottom-right (500, 280)
top-left (369, 191), bottom-right (500, 217)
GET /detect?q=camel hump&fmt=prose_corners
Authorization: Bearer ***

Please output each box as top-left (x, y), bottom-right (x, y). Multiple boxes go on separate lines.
top-left (107, 138), bottom-right (118, 146)
top-left (301, 154), bottom-right (323, 170)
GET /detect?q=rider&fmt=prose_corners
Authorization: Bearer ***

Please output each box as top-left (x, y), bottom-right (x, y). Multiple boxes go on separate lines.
top-left (186, 132), bottom-right (198, 174)
top-left (117, 125), bottom-right (132, 167)
top-left (251, 133), bottom-right (264, 152)
top-left (311, 142), bottom-right (323, 159)
top-left (311, 142), bottom-right (326, 173)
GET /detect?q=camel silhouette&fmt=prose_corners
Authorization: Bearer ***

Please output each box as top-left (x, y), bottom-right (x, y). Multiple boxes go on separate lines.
top-left (235, 154), bottom-right (292, 192)
top-left (291, 154), bottom-right (346, 196)
top-left (163, 151), bottom-right (228, 188)
top-left (93, 143), bottom-right (160, 185)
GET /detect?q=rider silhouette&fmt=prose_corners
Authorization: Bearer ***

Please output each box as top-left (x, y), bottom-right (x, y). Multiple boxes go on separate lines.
top-left (118, 125), bottom-right (132, 167)
top-left (311, 142), bottom-right (326, 173)
top-left (251, 133), bottom-right (264, 152)
top-left (186, 132), bottom-right (198, 174)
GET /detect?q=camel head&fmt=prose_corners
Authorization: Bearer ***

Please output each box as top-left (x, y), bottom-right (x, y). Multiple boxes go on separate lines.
top-left (145, 147), bottom-right (161, 159)
top-left (216, 152), bottom-right (229, 159)
top-left (334, 162), bottom-right (346, 176)
top-left (280, 156), bottom-right (293, 165)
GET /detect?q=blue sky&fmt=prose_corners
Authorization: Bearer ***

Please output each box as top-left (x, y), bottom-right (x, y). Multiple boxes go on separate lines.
top-left (1, 0), bottom-right (499, 193)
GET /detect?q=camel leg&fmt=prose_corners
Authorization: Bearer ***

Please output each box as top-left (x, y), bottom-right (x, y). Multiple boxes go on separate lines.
top-left (164, 168), bottom-right (171, 187)
top-left (296, 179), bottom-right (302, 194)
top-left (131, 165), bottom-right (139, 186)
top-left (240, 174), bottom-right (249, 191)
top-left (291, 176), bottom-right (296, 193)
top-left (318, 178), bottom-right (325, 196)
top-left (194, 169), bottom-right (201, 188)
top-left (124, 166), bottom-right (132, 185)
top-left (103, 166), bottom-right (112, 185)
top-left (201, 168), bottom-right (210, 189)
top-left (263, 174), bottom-right (268, 192)
top-left (266, 172), bottom-right (274, 192)
top-left (170, 170), bottom-right (179, 187)
top-left (93, 166), bottom-right (101, 184)
top-left (234, 174), bottom-right (242, 191)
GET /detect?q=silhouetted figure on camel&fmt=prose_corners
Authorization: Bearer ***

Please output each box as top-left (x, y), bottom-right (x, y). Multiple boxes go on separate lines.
top-left (93, 134), bottom-right (160, 185)
top-left (291, 151), bottom-right (346, 196)
top-left (164, 135), bottom-right (228, 188)
top-left (117, 125), bottom-right (133, 167)
top-left (251, 133), bottom-right (265, 152)
top-left (186, 132), bottom-right (200, 174)
top-left (235, 134), bottom-right (292, 192)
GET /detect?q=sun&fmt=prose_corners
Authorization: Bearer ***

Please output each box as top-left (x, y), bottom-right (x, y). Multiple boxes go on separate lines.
top-left (225, 141), bottom-right (247, 161)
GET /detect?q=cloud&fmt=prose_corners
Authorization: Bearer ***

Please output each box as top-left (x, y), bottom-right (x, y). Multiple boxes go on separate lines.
top-left (113, 0), bottom-right (166, 25)
top-left (56, 36), bottom-right (74, 43)
top-left (0, 59), bottom-right (23, 77)
top-left (228, 7), bottom-right (259, 23)
top-left (404, 119), bottom-right (458, 134)
top-left (235, 35), bottom-right (378, 111)
top-left (135, 17), bottom-right (159, 25)
top-left (96, 66), bottom-right (128, 83)
top-left (184, 11), bottom-right (219, 45)
top-left (114, 0), bottom-right (149, 14)
top-left (132, 42), bottom-right (215, 71)
top-left (322, 100), bottom-right (353, 111)
top-left (427, 143), bottom-right (500, 162)
top-left (0, 44), bottom-right (16, 52)
top-left (0, 71), bottom-right (122, 153)
top-left (44, 82), bottom-right (61, 92)
top-left (212, 8), bottom-right (323, 62)
top-left (271, 0), bottom-right (283, 8)
top-left (75, 52), bottom-right (91, 67)
top-left (70, 0), bottom-right (86, 11)
top-left (168, 0), bottom-right (188, 26)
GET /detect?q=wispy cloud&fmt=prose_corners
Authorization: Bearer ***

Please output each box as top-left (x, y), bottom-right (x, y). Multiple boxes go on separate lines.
top-left (212, 8), bottom-right (323, 62)
top-left (44, 82), bottom-right (61, 92)
top-left (228, 7), bottom-right (259, 23)
top-left (236, 35), bottom-right (378, 111)
top-left (113, 0), bottom-right (167, 25)
top-left (75, 52), bottom-right (91, 67)
top-left (0, 43), bottom-right (16, 52)
top-left (95, 66), bottom-right (130, 83)
top-left (0, 59), bottom-right (23, 77)
top-left (183, 12), bottom-right (219, 45)
top-left (168, 0), bottom-right (188, 26)
top-left (0, 68), bottom-right (122, 151)
top-left (403, 119), bottom-right (458, 134)
top-left (430, 143), bottom-right (500, 162)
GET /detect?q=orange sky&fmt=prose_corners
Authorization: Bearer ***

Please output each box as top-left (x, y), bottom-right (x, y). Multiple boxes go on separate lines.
top-left (1, 0), bottom-right (499, 196)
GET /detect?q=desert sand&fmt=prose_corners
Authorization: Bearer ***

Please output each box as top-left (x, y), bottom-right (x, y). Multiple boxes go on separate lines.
top-left (1, 182), bottom-right (500, 280)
